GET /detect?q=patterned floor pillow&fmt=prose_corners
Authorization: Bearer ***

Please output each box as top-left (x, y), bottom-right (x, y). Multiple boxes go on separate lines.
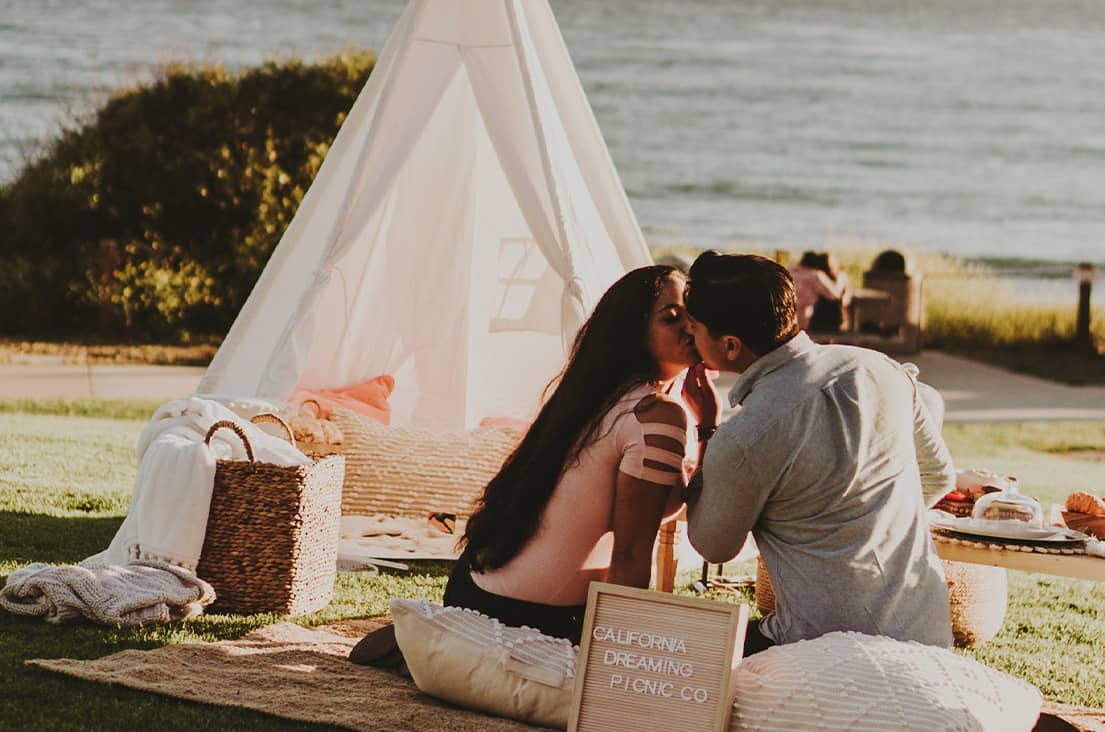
top-left (391, 598), bottom-right (577, 729)
top-left (731, 631), bottom-right (1042, 732)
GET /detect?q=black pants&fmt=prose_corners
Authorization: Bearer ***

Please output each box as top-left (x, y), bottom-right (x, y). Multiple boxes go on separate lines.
top-left (443, 551), bottom-right (586, 644)
top-left (743, 617), bottom-right (777, 657)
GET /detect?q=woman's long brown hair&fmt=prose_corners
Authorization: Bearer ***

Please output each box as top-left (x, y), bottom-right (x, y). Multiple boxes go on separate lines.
top-left (461, 265), bottom-right (682, 572)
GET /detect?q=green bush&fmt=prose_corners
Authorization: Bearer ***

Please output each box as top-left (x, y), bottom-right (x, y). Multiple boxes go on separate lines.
top-left (0, 51), bottom-right (375, 340)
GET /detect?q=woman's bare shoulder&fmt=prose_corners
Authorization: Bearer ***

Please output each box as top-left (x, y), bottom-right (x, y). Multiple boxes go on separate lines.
top-left (632, 392), bottom-right (688, 427)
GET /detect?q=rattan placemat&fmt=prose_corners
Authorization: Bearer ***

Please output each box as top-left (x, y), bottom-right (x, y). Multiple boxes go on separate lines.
top-left (931, 528), bottom-right (1089, 555)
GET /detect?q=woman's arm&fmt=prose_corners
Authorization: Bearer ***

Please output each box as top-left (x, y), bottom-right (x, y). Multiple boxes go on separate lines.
top-left (609, 472), bottom-right (672, 589)
top-left (609, 396), bottom-right (689, 589)
top-left (814, 270), bottom-right (846, 300)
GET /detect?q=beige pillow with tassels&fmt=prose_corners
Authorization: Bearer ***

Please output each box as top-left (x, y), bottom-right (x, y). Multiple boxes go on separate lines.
top-left (330, 409), bottom-right (522, 519)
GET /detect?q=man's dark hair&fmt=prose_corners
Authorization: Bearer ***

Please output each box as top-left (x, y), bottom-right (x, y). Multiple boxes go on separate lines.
top-left (685, 251), bottom-right (799, 356)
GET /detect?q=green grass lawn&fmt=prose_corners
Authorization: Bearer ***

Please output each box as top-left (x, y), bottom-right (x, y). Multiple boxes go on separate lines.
top-left (2, 400), bottom-right (1105, 729)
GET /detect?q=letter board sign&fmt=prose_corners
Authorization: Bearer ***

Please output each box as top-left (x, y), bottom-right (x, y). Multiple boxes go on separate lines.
top-left (568, 582), bottom-right (749, 732)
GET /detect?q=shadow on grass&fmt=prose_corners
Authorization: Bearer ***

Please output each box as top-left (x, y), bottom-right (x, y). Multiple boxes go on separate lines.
top-left (0, 510), bottom-right (121, 566)
top-left (0, 511), bottom-right (122, 568)
top-left (0, 509), bottom-right (341, 731)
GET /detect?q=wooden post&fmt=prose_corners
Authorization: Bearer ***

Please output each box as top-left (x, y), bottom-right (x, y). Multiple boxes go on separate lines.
top-left (1074, 263), bottom-right (1096, 353)
top-left (774, 249), bottom-right (789, 267)
top-left (655, 521), bottom-right (678, 593)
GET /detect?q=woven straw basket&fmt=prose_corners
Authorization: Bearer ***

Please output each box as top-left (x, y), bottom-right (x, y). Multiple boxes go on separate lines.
top-left (290, 399), bottom-right (344, 458)
top-left (196, 418), bottom-right (345, 616)
top-left (943, 560), bottom-right (1007, 647)
top-left (754, 556), bottom-right (1007, 647)
top-left (754, 556), bottom-right (776, 616)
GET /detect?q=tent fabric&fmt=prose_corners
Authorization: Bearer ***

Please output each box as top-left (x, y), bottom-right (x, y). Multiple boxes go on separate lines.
top-left (198, 0), bottom-right (651, 430)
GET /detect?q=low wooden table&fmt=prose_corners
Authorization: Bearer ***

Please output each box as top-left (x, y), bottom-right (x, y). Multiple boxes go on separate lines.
top-left (653, 521), bottom-right (1105, 594)
top-left (846, 287), bottom-right (892, 332)
top-left (934, 537), bottom-right (1105, 582)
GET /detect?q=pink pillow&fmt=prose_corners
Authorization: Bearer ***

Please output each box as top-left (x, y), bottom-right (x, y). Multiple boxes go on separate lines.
top-left (478, 416), bottom-right (530, 431)
top-left (292, 375), bottom-right (395, 425)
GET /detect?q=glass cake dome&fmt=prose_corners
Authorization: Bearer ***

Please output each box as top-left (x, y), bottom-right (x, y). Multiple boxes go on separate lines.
top-left (971, 477), bottom-right (1044, 527)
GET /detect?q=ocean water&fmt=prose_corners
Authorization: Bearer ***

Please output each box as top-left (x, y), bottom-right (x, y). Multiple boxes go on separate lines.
top-left (2, 0), bottom-right (1104, 267)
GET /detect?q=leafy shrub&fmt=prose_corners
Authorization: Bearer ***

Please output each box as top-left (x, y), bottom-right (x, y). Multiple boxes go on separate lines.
top-left (0, 51), bottom-right (375, 340)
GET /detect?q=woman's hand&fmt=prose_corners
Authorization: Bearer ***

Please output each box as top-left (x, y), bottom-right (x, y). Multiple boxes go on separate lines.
top-left (682, 362), bottom-right (721, 430)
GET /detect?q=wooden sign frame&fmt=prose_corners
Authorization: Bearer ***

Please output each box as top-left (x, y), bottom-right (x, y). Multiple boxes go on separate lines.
top-left (568, 582), bottom-right (749, 732)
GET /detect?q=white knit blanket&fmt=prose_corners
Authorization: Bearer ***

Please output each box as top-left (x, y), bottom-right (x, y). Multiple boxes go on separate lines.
top-left (0, 561), bottom-right (215, 626)
top-left (86, 397), bottom-right (311, 571)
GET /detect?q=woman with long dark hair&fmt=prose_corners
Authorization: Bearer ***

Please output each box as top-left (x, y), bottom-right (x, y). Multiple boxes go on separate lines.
top-left (446, 264), bottom-right (713, 641)
top-left (350, 265), bottom-right (715, 664)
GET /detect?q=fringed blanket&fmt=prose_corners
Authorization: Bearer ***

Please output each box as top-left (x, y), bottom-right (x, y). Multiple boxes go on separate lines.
top-left (0, 560), bottom-right (214, 626)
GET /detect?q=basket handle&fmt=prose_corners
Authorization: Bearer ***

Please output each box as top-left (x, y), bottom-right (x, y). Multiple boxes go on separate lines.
top-left (204, 420), bottom-right (255, 463)
top-left (250, 413), bottom-right (297, 448)
top-left (298, 398), bottom-right (323, 419)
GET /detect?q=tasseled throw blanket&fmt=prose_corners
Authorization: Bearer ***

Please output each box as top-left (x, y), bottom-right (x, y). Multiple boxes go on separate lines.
top-left (87, 396), bottom-right (311, 571)
top-left (0, 561), bottom-right (215, 626)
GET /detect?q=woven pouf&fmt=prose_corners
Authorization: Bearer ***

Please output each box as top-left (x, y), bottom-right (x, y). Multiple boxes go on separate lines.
top-left (754, 557), bottom-right (1007, 648)
top-left (943, 559), bottom-right (1007, 647)
top-left (754, 556), bottom-right (776, 616)
top-left (331, 409), bottom-right (522, 519)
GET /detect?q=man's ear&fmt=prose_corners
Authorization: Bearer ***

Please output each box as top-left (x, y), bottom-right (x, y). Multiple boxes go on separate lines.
top-left (724, 335), bottom-right (743, 363)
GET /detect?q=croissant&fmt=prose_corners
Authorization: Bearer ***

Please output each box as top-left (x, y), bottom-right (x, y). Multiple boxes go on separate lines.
top-left (1065, 491), bottom-right (1105, 517)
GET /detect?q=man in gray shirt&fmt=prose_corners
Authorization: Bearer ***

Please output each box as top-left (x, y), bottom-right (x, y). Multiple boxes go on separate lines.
top-left (681, 252), bottom-right (955, 655)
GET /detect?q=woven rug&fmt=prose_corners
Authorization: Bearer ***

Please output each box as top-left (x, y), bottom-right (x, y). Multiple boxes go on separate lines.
top-left (24, 619), bottom-right (1103, 732)
top-left (27, 618), bottom-right (549, 732)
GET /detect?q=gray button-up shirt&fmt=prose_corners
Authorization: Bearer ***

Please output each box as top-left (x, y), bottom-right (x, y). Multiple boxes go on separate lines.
top-left (687, 333), bottom-right (955, 647)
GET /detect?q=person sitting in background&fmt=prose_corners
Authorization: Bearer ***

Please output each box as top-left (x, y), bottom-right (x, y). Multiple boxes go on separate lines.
top-left (350, 264), bottom-right (711, 666)
top-left (789, 251), bottom-right (847, 332)
top-left (807, 251), bottom-right (850, 333)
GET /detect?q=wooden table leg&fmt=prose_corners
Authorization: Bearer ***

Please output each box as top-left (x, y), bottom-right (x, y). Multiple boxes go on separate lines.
top-left (655, 520), bottom-right (679, 593)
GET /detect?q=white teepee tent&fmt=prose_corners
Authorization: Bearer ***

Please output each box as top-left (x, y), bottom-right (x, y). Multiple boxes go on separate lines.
top-left (197, 0), bottom-right (651, 430)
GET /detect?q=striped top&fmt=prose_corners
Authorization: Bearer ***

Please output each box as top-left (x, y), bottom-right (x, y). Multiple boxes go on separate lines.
top-left (472, 382), bottom-right (691, 606)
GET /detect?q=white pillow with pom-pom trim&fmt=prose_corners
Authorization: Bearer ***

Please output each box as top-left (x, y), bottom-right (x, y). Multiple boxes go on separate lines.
top-left (730, 631), bottom-right (1041, 732)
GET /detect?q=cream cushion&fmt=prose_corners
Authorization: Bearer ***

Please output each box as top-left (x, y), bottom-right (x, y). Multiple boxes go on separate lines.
top-left (331, 409), bottom-right (522, 519)
top-left (731, 631), bottom-right (1041, 732)
top-left (391, 599), bottom-right (577, 729)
